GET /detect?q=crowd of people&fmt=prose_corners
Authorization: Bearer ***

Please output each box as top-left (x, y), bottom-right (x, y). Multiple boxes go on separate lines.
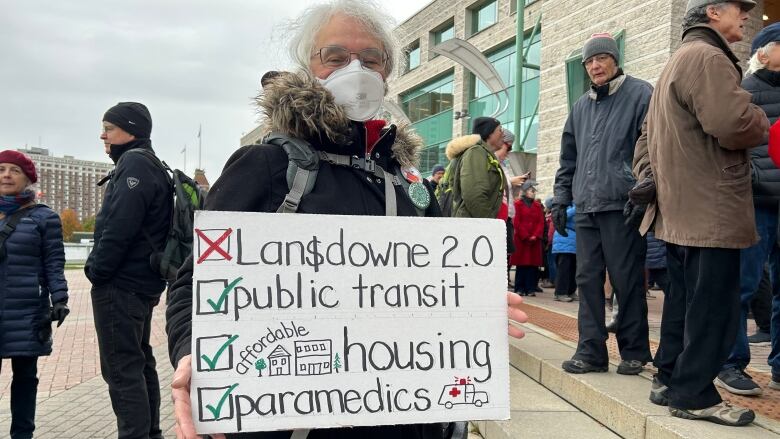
top-left (5, 0), bottom-right (780, 437)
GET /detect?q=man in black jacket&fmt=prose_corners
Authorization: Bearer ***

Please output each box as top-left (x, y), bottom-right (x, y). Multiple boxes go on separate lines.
top-left (716, 23), bottom-right (780, 396)
top-left (553, 33), bottom-right (653, 376)
top-left (86, 102), bottom-right (172, 439)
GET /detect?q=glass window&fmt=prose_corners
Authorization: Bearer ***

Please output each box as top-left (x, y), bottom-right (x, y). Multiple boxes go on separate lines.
top-left (471, 1), bottom-right (497, 35)
top-left (566, 30), bottom-right (625, 109)
top-left (468, 31), bottom-right (541, 152)
top-left (400, 74), bottom-right (456, 174)
top-left (434, 23), bottom-right (454, 45)
top-left (401, 74), bottom-right (455, 123)
top-left (406, 41), bottom-right (421, 72)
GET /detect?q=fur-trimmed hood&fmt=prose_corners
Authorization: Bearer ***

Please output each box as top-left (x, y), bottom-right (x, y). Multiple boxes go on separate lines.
top-left (445, 134), bottom-right (482, 160)
top-left (255, 71), bottom-right (423, 169)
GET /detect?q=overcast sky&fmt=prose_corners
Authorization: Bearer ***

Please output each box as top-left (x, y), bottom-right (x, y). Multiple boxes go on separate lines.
top-left (0, 0), bottom-right (426, 179)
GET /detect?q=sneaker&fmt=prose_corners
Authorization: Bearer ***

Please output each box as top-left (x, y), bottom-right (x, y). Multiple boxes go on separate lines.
top-left (770, 374), bottom-right (780, 390)
top-left (554, 295), bottom-right (574, 302)
top-left (715, 367), bottom-right (762, 396)
top-left (569, 293), bottom-right (579, 301)
top-left (527, 291), bottom-right (536, 297)
top-left (605, 321), bottom-right (617, 333)
top-left (533, 286), bottom-right (543, 293)
top-left (649, 375), bottom-right (669, 406)
top-left (562, 359), bottom-right (608, 374)
top-left (669, 402), bottom-right (755, 427)
top-left (617, 360), bottom-right (645, 375)
top-left (540, 280), bottom-right (555, 289)
top-left (747, 330), bottom-right (770, 345)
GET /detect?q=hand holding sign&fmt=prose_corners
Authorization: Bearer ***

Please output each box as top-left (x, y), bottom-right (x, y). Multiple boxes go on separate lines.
top-left (172, 355), bottom-right (227, 439)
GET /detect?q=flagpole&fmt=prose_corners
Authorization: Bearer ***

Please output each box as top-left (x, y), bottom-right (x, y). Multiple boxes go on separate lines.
top-left (198, 123), bottom-right (202, 170)
top-left (183, 144), bottom-right (187, 172)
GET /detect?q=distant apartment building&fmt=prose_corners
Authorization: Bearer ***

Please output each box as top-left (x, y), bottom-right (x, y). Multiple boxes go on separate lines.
top-left (19, 147), bottom-right (113, 222)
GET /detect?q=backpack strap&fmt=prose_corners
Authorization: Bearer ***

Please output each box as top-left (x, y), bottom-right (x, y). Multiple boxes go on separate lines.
top-left (317, 151), bottom-right (399, 217)
top-left (0, 206), bottom-right (35, 257)
top-left (264, 133), bottom-right (320, 214)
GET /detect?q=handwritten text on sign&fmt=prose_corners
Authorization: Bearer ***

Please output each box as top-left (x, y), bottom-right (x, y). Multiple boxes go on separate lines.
top-left (191, 211), bottom-right (510, 434)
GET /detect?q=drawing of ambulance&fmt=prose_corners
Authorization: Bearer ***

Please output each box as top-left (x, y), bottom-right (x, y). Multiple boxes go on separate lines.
top-left (438, 382), bottom-right (489, 409)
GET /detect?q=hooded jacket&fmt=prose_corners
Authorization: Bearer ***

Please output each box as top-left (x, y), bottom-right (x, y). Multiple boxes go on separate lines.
top-left (444, 134), bottom-right (504, 218)
top-left (85, 139), bottom-right (173, 295)
top-left (553, 73), bottom-right (652, 213)
top-left (0, 204), bottom-right (68, 357)
top-left (633, 25), bottom-right (768, 248)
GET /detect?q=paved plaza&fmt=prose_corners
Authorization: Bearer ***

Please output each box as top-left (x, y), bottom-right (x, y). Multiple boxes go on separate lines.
top-left (1, 270), bottom-right (777, 437)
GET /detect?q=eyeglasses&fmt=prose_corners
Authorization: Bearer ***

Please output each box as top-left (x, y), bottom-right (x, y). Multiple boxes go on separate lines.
top-left (583, 54), bottom-right (612, 67)
top-left (312, 46), bottom-right (388, 72)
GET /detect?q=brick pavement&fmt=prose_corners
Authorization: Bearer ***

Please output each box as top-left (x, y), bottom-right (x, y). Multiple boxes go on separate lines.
top-left (0, 270), bottom-right (175, 437)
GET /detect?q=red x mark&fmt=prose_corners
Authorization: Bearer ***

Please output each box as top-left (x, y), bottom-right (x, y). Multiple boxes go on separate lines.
top-left (449, 387), bottom-right (461, 398)
top-left (195, 228), bottom-right (233, 264)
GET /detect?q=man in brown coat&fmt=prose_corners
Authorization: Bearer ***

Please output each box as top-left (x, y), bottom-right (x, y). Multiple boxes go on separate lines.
top-left (631, 0), bottom-right (768, 427)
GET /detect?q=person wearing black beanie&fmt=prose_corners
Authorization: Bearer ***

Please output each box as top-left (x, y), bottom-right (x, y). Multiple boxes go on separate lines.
top-left (89, 101), bottom-right (172, 438)
top-left (103, 102), bottom-right (152, 139)
top-left (472, 116), bottom-right (501, 141)
top-left (439, 116), bottom-right (505, 219)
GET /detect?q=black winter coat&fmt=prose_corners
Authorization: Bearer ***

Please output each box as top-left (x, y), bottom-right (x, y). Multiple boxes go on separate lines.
top-left (742, 70), bottom-right (780, 209)
top-left (85, 140), bottom-right (172, 296)
top-left (554, 74), bottom-right (652, 213)
top-left (165, 72), bottom-right (443, 439)
top-left (0, 205), bottom-right (68, 357)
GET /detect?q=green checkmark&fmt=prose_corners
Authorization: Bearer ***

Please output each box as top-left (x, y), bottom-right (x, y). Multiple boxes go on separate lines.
top-left (205, 383), bottom-right (239, 419)
top-left (200, 335), bottom-right (239, 370)
top-left (206, 277), bottom-right (243, 312)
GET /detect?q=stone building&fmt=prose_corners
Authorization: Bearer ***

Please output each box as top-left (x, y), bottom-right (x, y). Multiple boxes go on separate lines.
top-left (19, 147), bottom-right (112, 222)
top-left (388, 0), bottom-right (778, 193)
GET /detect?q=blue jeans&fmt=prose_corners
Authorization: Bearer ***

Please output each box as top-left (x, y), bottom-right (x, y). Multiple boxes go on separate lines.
top-left (547, 248), bottom-right (557, 283)
top-left (723, 205), bottom-right (779, 371)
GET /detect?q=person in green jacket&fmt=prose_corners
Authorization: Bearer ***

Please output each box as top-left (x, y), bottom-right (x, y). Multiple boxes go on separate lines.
top-left (444, 117), bottom-right (506, 218)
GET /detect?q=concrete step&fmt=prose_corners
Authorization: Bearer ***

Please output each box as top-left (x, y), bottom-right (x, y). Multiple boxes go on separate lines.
top-left (475, 366), bottom-right (621, 438)
top-left (481, 323), bottom-right (780, 439)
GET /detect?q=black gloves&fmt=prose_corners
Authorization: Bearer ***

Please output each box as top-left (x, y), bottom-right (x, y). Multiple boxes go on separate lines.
top-left (628, 176), bottom-right (656, 205)
top-left (551, 205), bottom-right (569, 237)
top-left (623, 176), bottom-right (656, 229)
top-left (51, 302), bottom-right (70, 327)
top-left (623, 201), bottom-right (646, 229)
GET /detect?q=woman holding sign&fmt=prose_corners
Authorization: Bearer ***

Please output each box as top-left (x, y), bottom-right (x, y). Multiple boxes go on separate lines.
top-left (165, 1), bottom-right (528, 438)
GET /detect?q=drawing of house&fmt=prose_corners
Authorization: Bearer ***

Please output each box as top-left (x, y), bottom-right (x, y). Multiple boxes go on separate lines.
top-left (267, 345), bottom-right (291, 376)
top-left (294, 340), bottom-right (333, 376)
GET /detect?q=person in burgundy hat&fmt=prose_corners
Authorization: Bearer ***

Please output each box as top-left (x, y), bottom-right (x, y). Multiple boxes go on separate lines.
top-left (0, 149), bottom-right (69, 439)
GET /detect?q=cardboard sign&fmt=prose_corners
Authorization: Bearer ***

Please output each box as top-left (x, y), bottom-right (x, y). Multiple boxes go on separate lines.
top-left (191, 211), bottom-right (510, 434)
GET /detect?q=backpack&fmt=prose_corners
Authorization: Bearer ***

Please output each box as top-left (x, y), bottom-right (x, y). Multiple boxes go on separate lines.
top-left (263, 132), bottom-right (426, 217)
top-left (129, 149), bottom-right (207, 283)
top-left (435, 155), bottom-right (463, 217)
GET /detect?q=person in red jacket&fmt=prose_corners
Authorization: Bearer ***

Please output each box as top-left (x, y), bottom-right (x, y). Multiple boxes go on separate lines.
top-left (511, 181), bottom-right (545, 296)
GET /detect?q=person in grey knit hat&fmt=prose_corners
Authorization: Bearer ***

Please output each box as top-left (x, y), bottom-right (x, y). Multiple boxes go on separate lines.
top-left (582, 33), bottom-right (620, 65)
top-left (553, 30), bottom-right (653, 378)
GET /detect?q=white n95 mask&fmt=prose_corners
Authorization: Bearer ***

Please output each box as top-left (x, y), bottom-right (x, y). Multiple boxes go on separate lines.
top-left (318, 59), bottom-right (385, 122)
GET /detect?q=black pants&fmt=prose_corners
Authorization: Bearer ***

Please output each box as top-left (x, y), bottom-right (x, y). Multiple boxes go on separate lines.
top-left (92, 284), bottom-right (162, 439)
top-left (654, 244), bottom-right (740, 410)
top-left (573, 211), bottom-right (651, 366)
top-left (514, 266), bottom-right (538, 294)
top-left (752, 264), bottom-right (772, 332)
top-left (0, 356), bottom-right (38, 439)
top-left (555, 253), bottom-right (577, 296)
top-left (648, 268), bottom-right (670, 296)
